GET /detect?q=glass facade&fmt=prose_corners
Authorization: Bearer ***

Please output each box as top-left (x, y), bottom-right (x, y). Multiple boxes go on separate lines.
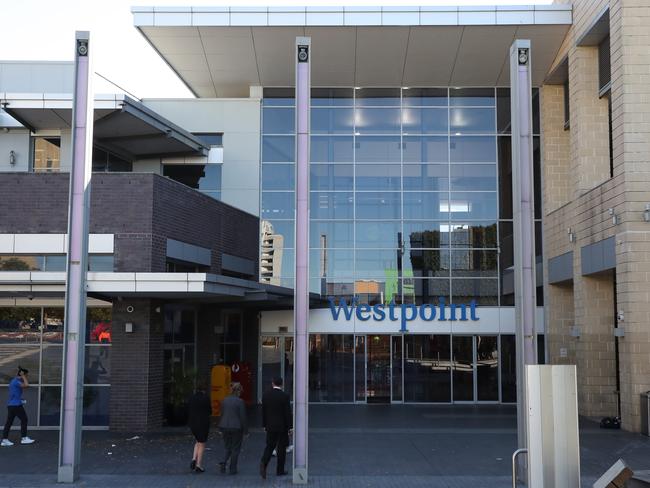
top-left (0, 307), bottom-right (111, 426)
top-left (260, 87), bottom-right (542, 306)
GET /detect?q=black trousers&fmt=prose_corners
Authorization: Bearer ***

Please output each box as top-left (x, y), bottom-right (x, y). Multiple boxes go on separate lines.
top-left (221, 428), bottom-right (243, 472)
top-left (3, 405), bottom-right (28, 439)
top-left (261, 430), bottom-right (289, 474)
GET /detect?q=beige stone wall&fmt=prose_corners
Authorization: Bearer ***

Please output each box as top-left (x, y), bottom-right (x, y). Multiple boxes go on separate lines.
top-left (544, 0), bottom-right (650, 432)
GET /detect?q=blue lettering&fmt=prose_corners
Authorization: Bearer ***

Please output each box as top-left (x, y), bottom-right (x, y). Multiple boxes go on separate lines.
top-left (438, 297), bottom-right (447, 321)
top-left (419, 303), bottom-right (436, 321)
top-left (400, 303), bottom-right (417, 332)
top-left (470, 300), bottom-right (479, 321)
top-left (388, 300), bottom-right (398, 321)
top-left (328, 297), bottom-right (356, 321)
top-left (449, 303), bottom-right (468, 321)
top-left (356, 303), bottom-right (371, 321)
top-left (372, 303), bottom-right (386, 321)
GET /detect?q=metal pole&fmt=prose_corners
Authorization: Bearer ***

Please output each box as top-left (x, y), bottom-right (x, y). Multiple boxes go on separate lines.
top-left (57, 31), bottom-right (94, 483)
top-left (293, 36), bottom-right (311, 485)
top-left (510, 39), bottom-right (537, 479)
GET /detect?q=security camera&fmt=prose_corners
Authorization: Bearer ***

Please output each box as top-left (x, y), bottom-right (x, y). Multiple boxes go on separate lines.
top-left (297, 45), bottom-right (309, 63)
top-left (27, 294), bottom-right (34, 301)
top-left (77, 40), bottom-right (88, 57)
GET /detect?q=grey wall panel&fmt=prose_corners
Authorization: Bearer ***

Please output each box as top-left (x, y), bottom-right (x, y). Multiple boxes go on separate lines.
top-left (581, 237), bottom-right (615, 276)
top-left (0, 130), bottom-right (30, 171)
top-left (548, 251), bottom-right (573, 284)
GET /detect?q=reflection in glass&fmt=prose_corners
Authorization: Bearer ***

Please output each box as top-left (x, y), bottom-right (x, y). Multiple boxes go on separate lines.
top-left (354, 88), bottom-right (400, 106)
top-left (356, 192), bottom-right (400, 220)
top-left (403, 164), bottom-right (448, 191)
top-left (83, 386), bottom-right (110, 426)
top-left (262, 220), bottom-right (294, 249)
top-left (403, 193), bottom-right (445, 220)
top-left (355, 222), bottom-right (401, 248)
top-left (498, 136), bottom-right (513, 219)
top-left (309, 249), bottom-right (353, 279)
top-left (450, 136), bottom-right (496, 162)
top-left (311, 192), bottom-right (353, 220)
top-left (0, 347), bottom-right (40, 383)
top-left (367, 335), bottom-right (391, 403)
top-left (450, 164), bottom-right (497, 191)
top-left (44, 255), bottom-right (66, 271)
top-left (452, 279), bottom-right (498, 305)
top-left (402, 136), bottom-right (448, 163)
top-left (311, 88), bottom-right (354, 106)
top-left (0, 308), bottom-right (42, 344)
top-left (402, 108), bottom-right (448, 134)
top-left (404, 249), bottom-right (449, 277)
top-left (310, 221), bottom-right (353, 248)
top-left (450, 250), bottom-right (498, 277)
top-left (0, 255), bottom-right (43, 271)
top-left (39, 386), bottom-right (61, 426)
top-left (404, 222), bottom-right (446, 249)
top-left (501, 335), bottom-right (516, 402)
top-left (163, 164), bottom-right (222, 192)
top-left (84, 346), bottom-right (110, 384)
top-left (476, 336), bottom-right (499, 401)
top-left (311, 136), bottom-right (354, 162)
top-left (355, 136), bottom-right (401, 163)
top-left (309, 334), bottom-right (354, 402)
top-left (355, 250), bottom-right (398, 279)
top-left (443, 192), bottom-right (498, 220)
top-left (263, 164), bottom-right (295, 190)
top-left (356, 164), bottom-right (401, 191)
top-left (408, 279), bottom-right (451, 305)
top-left (355, 108), bottom-right (401, 134)
top-left (311, 108), bottom-right (354, 134)
top-left (41, 345), bottom-right (63, 384)
top-left (355, 336), bottom-right (366, 401)
top-left (450, 107), bottom-right (496, 134)
top-left (262, 192), bottom-right (295, 219)
top-left (43, 308), bottom-right (64, 343)
top-left (450, 222), bottom-right (497, 248)
top-left (262, 88), bottom-right (294, 106)
top-left (452, 336), bottom-right (474, 401)
top-left (449, 88), bottom-right (494, 106)
top-left (311, 164), bottom-right (353, 191)
top-left (402, 87), bottom-right (447, 106)
top-left (263, 107), bottom-right (294, 134)
top-left (86, 308), bottom-right (111, 344)
top-left (33, 137), bottom-right (61, 172)
top-left (404, 335), bottom-right (451, 402)
top-left (261, 336), bottom-right (281, 394)
top-left (262, 136), bottom-right (295, 162)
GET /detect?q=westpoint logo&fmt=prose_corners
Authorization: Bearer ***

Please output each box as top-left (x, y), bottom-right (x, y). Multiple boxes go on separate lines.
top-left (328, 297), bottom-right (479, 332)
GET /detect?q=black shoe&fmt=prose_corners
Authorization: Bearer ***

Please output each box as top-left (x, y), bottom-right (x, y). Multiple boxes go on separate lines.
top-left (190, 460), bottom-right (196, 471)
top-left (194, 466), bottom-right (205, 473)
top-left (219, 462), bottom-right (226, 474)
top-left (277, 471), bottom-right (289, 476)
top-left (260, 462), bottom-right (267, 479)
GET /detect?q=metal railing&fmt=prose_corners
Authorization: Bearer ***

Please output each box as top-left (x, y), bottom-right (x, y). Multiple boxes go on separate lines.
top-left (512, 448), bottom-right (528, 488)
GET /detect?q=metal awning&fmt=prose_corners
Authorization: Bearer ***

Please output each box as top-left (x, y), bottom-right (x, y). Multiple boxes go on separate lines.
top-left (0, 93), bottom-right (208, 159)
top-left (132, 5), bottom-right (572, 97)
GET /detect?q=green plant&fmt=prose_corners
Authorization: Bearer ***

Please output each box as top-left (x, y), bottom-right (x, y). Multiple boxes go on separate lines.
top-left (169, 367), bottom-right (197, 408)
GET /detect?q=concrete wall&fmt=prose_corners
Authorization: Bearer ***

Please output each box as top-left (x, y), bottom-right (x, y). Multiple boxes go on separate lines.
top-left (0, 61), bottom-right (73, 93)
top-left (0, 129), bottom-right (30, 172)
top-left (543, 0), bottom-right (650, 432)
top-left (142, 98), bottom-right (261, 216)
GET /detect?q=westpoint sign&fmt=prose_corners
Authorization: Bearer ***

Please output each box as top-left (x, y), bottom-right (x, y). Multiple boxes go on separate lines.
top-left (328, 297), bottom-right (479, 333)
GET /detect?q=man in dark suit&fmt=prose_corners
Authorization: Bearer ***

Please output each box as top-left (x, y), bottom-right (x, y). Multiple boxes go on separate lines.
top-left (260, 377), bottom-right (292, 479)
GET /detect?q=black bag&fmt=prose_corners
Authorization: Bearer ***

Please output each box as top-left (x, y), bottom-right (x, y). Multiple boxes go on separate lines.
top-left (600, 416), bottom-right (621, 429)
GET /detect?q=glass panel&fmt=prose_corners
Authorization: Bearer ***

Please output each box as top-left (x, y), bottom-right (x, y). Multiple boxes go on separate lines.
top-left (450, 164), bottom-right (497, 191)
top-left (309, 334), bottom-right (354, 402)
top-left (176, 310), bottom-right (195, 343)
top-left (532, 88), bottom-right (540, 135)
top-left (404, 249), bottom-right (449, 278)
top-left (262, 192), bottom-right (294, 219)
top-left (0, 308), bottom-right (41, 344)
top-left (450, 107), bottom-right (496, 134)
top-left (403, 222), bottom-right (447, 249)
top-left (367, 335), bottom-right (391, 403)
top-left (355, 136), bottom-right (401, 163)
top-left (355, 336), bottom-right (366, 401)
top-left (402, 87), bottom-right (447, 106)
top-left (452, 336), bottom-right (474, 401)
top-left (402, 136), bottom-right (448, 163)
top-left (310, 249), bottom-right (353, 279)
top-left (311, 192), bottom-right (353, 220)
top-left (43, 308), bottom-right (64, 343)
top-left (33, 137), bottom-right (61, 172)
top-left (499, 222), bottom-right (514, 306)
top-left (310, 221), bottom-right (353, 248)
top-left (402, 108), bottom-right (448, 134)
top-left (498, 136), bottom-right (513, 219)
top-left (449, 88), bottom-right (494, 106)
top-left (534, 136), bottom-right (541, 219)
top-left (89, 255), bottom-right (114, 272)
top-left (263, 107), bottom-right (294, 133)
top-left (452, 279), bottom-right (498, 305)
top-left (311, 88), bottom-right (354, 106)
top-left (450, 136), bottom-right (496, 162)
top-left (0, 255), bottom-right (43, 271)
top-left (451, 250), bottom-right (498, 277)
top-left (263, 164), bottom-right (295, 190)
top-left (444, 192), bottom-right (498, 220)
top-left (311, 108), bottom-right (354, 134)
top-left (476, 336), bottom-right (499, 401)
top-left (44, 255), bottom-right (66, 271)
top-left (162, 164), bottom-right (222, 191)
top-left (87, 308), bottom-right (112, 344)
top-left (355, 192), bottom-right (400, 220)
top-left (354, 88), bottom-right (400, 106)
top-left (404, 335), bottom-right (451, 402)
top-left (355, 108), bottom-right (401, 134)
top-left (0, 346), bottom-right (40, 384)
top-left (409, 279), bottom-right (450, 305)
top-left (500, 335), bottom-right (516, 402)
top-left (41, 345), bottom-right (63, 384)
top-left (312, 278), bottom-right (354, 301)
top-left (311, 136), bottom-right (354, 162)
top-left (84, 346), bottom-right (110, 384)
top-left (263, 88), bottom-right (294, 106)
top-left (355, 250), bottom-right (398, 279)
top-left (83, 386), bottom-right (110, 426)
top-left (355, 164), bottom-right (401, 191)
top-left (261, 220), bottom-right (294, 249)
top-left (261, 336), bottom-right (282, 394)
top-left (403, 193), bottom-right (446, 220)
top-left (392, 335), bottom-right (403, 402)
top-left (224, 312), bottom-right (241, 343)
top-left (355, 279), bottom-right (387, 306)
top-left (262, 136), bottom-right (295, 162)
top-left (496, 88), bottom-right (511, 134)
top-left (450, 222), bottom-right (498, 248)
top-left (355, 221), bottom-right (401, 248)
top-left (403, 164), bottom-right (448, 191)
top-left (39, 386), bottom-right (61, 426)
top-left (310, 164), bottom-right (353, 191)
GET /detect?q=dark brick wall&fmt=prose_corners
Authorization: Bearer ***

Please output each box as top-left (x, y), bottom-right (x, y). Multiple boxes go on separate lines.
top-left (0, 172), bottom-right (259, 276)
top-left (110, 298), bottom-right (164, 432)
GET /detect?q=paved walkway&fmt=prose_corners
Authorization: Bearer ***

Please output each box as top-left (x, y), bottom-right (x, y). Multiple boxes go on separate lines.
top-left (0, 405), bottom-right (648, 487)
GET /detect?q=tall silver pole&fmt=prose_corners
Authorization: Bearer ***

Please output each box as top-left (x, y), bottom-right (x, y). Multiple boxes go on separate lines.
top-left (58, 31), bottom-right (94, 483)
top-left (292, 36), bottom-right (311, 485)
top-left (510, 39), bottom-right (537, 477)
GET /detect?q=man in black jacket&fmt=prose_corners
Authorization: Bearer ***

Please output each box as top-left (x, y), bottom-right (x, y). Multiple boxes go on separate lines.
top-left (260, 377), bottom-right (292, 479)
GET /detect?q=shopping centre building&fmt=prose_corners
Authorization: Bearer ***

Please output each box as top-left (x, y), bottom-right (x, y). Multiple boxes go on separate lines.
top-left (0, 0), bottom-right (648, 433)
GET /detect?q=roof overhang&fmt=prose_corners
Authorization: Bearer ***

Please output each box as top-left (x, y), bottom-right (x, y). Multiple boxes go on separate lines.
top-left (132, 5), bottom-right (572, 97)
top-left (0, 93), bottom-right (208, 159)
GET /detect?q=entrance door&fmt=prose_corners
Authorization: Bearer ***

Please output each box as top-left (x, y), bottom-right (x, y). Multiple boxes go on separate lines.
top-left (476, 336), bottom-right (499, 402)
top-left (259, 335), bottom-right (293, 401)
top-left (452, 336), bottom-right (474, 402)
top-left (367, 335), bottom-right (391, 403)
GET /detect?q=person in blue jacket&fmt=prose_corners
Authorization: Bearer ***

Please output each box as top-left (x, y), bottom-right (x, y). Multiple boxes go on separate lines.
top-left (1, 366), bottom-right (35, 446)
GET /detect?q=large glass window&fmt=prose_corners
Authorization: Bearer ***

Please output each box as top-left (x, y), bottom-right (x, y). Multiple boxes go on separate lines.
top-left (309, 334), bottom-right (354, 402)
top-left (32, 137), bottom-right (61, 172)
top-left (404, 335), bottom-right (451, 402)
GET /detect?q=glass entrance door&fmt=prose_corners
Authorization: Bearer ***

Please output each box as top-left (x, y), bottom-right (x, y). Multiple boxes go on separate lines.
top-left (452, 336), bottom-right (474, 402)
top-left (259, 336), bottom-right (294, 402)
top-left (476, 336), bottom-right (499, 402)
top-left (367, 335), bottom-right (391, 403)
